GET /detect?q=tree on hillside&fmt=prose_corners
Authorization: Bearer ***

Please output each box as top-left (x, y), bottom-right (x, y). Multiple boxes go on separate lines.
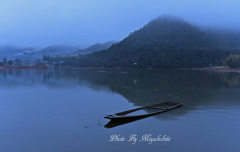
top-left (8, 60), bottom-right (13, 66)
top-left (224, 54), bottom-right (240, 68)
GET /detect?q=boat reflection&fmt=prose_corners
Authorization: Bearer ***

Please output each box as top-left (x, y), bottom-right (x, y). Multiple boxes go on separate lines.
top-left (104, 102), bottom-right (182, 128)
top-left (104, 115), bottom-right (151, 128)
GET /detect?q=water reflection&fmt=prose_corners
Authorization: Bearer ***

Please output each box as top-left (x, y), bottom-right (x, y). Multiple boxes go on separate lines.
top-left (1, 69), bottom-right (240, 152)
top-left (1, 69), bottom-right (240, 118)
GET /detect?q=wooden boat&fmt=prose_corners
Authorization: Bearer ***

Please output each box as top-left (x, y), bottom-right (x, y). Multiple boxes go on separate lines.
top-left (104, 102), bottom-right (182, 120)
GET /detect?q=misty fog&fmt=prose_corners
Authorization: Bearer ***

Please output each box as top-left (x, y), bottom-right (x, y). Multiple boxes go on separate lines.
top-left (0, 0), bottom-right (239, 48)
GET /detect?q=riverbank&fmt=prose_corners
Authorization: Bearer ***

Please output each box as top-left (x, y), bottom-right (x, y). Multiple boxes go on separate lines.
top-left (1, 65), bottom-right (240, 73)
top-left (188, 66), bottom-right (240, 73)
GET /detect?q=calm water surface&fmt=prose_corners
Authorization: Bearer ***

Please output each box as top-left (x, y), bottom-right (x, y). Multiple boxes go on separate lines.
top-left (0, 69), bottom-right (239, 152)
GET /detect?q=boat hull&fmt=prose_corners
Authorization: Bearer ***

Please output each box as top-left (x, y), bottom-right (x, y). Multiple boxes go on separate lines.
top-left (104, 102), bottom-right (182, 120)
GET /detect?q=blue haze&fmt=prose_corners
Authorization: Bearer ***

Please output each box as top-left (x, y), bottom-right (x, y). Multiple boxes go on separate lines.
top-left (0, 0), bottom-right (239, 47)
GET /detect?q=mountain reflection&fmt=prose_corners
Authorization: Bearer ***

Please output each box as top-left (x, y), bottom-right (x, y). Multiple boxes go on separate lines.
top-left (1, 69), bottom-right (240, 116)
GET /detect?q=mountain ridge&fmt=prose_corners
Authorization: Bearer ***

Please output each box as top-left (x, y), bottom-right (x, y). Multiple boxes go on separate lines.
top-left (55, 16), bottom-right (240, 68)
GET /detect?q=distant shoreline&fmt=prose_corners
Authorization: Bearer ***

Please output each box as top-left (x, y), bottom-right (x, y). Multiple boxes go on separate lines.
top-left (199, 67), bottom-right (240, 73)
top-left (69, 66), bottom-right (240, 73)
top-left (179, 66), bottom-right (240, 73)
top-left (0, 66), bottom-right (240, 73)
top-left (0, 66), bottom-right (48, 69)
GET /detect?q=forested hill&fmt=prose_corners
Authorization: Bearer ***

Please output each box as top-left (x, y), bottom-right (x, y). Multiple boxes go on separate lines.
top-left (50, 16), bottom-right (240, 68)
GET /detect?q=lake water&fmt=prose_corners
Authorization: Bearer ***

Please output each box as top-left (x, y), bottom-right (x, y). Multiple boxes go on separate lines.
top-left (0, 69), bottom-right (239, 152)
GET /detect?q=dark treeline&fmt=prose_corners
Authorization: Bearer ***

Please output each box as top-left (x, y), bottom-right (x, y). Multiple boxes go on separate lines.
top-left (47, 16), bottom-right (240, 68)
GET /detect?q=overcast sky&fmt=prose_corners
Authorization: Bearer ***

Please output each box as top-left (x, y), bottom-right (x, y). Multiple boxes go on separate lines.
top-left (0, 0), bottom-right (239, 48)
